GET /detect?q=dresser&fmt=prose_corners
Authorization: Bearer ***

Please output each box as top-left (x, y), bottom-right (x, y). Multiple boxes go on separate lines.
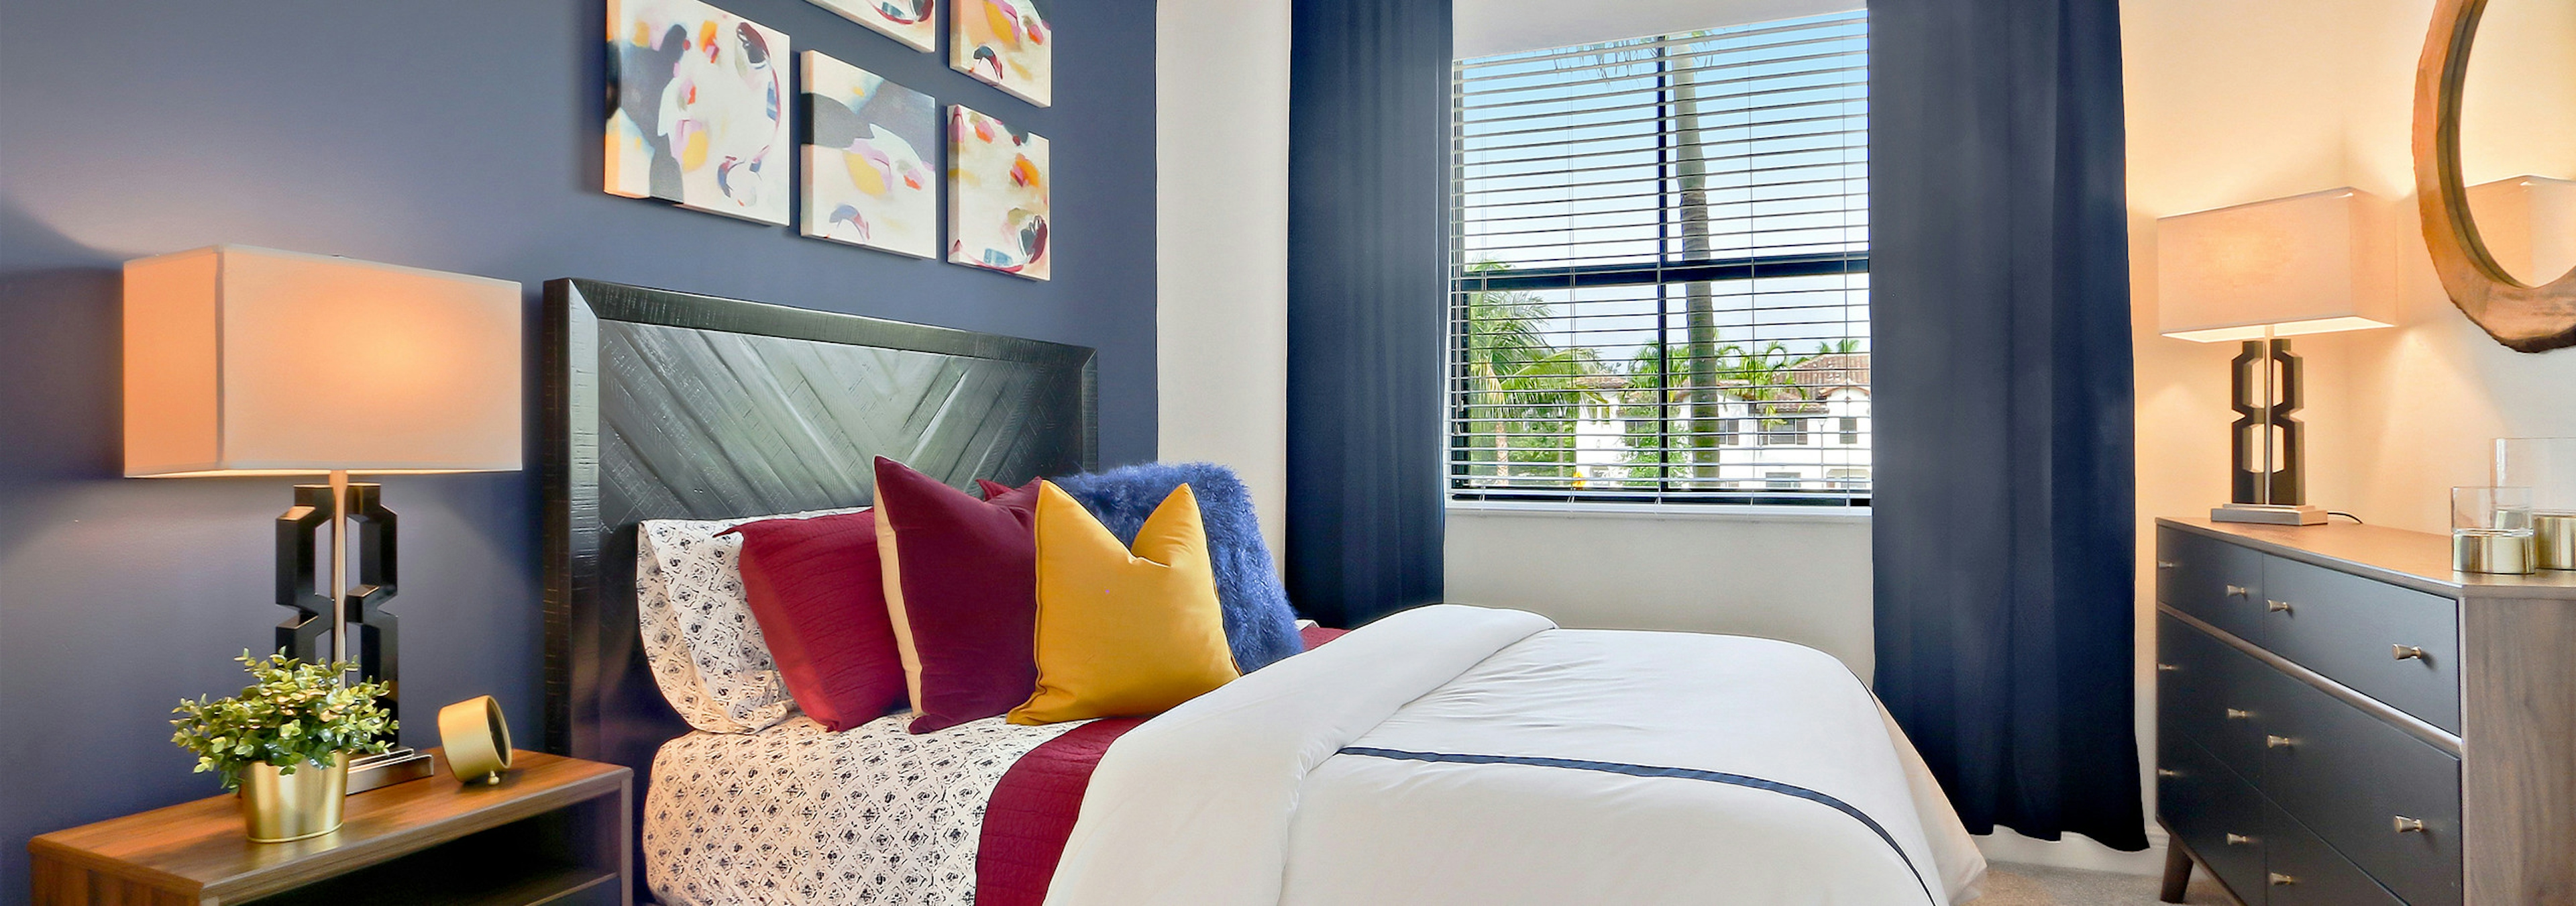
top-left (2155, 518), bottom-right (2576, 905)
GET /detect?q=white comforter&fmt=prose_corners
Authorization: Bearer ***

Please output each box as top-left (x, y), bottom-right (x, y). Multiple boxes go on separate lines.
top-left (1046, 605), bottom-right (1985, 906)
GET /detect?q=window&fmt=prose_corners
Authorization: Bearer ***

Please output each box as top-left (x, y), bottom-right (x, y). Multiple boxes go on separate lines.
top-left (1448, 11), bottom-right (1870, 507)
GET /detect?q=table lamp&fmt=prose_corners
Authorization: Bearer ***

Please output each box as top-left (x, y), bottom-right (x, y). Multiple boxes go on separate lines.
top-left (125, 245), bottom-right (521, 789)
top-left (2158, 189), bottom-right (2395, 525)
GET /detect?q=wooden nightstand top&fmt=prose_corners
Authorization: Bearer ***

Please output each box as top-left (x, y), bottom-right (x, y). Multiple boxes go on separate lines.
top-left (30, 749), bottom-right (628, 905)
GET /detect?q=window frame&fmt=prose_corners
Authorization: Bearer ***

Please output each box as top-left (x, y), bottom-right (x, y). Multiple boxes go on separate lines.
top-left (1446, 13), bottom-right (1872, 510)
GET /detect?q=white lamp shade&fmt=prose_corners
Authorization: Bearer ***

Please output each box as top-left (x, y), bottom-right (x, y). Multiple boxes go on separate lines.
top-left (2156, 187), bottom-right (2396, 342)
top-left (123, 246), bottom-right (523, 476)
top-left (2464, 175), bottom-right (2576, 286)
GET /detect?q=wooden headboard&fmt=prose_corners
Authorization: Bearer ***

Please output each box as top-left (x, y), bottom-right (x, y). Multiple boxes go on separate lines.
top-left (539, 278), bottom-right (1096, 805)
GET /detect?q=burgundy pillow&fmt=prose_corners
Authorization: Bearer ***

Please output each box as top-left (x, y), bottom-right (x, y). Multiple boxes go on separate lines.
top-left (875, 457), bottom-right (1043, 733)
top-left (722, 511), bottom-right (908, 732)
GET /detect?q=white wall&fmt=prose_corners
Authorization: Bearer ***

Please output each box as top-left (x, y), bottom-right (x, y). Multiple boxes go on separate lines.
top-left (2127, 0), bottom-right (2576, 557)
top-left (1156, 0), bottom-right (1291, 556)
top-left (1445, 507), bottom-right (1876, 676)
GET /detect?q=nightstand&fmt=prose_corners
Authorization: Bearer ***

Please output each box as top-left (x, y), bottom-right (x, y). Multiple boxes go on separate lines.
top-left (30, 749), bottom-right (631, 906)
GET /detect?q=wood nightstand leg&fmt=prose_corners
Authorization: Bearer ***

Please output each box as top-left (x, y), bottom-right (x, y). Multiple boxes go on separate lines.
top-left (2159, 842), bottom-right (2194, 903)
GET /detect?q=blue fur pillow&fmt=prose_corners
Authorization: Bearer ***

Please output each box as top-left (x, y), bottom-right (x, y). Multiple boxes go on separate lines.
top-left (1047, 462), bottom-right (1303, 672)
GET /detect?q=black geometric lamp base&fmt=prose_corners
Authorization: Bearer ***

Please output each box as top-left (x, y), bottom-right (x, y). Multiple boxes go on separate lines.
top-left (273, 479), bottom-right (433, 793)
top-left (2212, 338), bottom-right (2327, 526)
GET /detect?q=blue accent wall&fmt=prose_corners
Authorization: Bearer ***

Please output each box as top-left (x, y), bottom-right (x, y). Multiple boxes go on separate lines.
top-left (0, 1), bottom-right (1154, 896)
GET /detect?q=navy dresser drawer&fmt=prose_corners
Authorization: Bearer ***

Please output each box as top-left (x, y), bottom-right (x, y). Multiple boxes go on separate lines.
top-left (2157, 613), bottom-right (2269, 779)
top-left (2160, 730), bottom-right (2267, 903)
top-left (2159, 527), bottom-right (2265, 638)
top-left (2255, 555), bottom-right (2461, 733)
top-left (2263, 797), bottom-right (2408, 906)
top-left (2256, 656), bottom-right (2463, 906)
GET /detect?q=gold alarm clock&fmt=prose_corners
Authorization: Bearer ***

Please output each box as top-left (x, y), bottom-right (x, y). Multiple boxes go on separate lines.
top-left (437, 695), bottom-right (514, 785)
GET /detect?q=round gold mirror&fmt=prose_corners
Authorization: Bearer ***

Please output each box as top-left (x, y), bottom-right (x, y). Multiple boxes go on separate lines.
top-left (2415, 0), bottom-right (2576, 352)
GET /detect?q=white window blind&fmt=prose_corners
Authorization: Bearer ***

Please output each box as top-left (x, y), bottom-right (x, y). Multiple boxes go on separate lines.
top-left (1450, 10), bottom-right (1869, 507)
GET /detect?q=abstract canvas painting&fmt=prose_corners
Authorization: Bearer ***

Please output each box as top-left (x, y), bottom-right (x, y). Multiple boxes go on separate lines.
top-left (805, 0), bottom-right (934, 52)
top-left (948, 105), bottom-right (1051, 280)
top-left (800, 52), bottom-right (938, 257)
top-left (951, 0), bottom-right (1052, 107)
top-left (606, 0), bottom-right (792, 225)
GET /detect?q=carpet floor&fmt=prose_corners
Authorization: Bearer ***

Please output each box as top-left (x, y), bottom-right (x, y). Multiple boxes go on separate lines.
top-left (1972, 861), bottom-right (2237, 905)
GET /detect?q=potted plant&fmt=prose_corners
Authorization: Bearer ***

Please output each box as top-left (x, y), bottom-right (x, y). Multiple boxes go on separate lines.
top-left (170, 652), bottom-right (396, 842)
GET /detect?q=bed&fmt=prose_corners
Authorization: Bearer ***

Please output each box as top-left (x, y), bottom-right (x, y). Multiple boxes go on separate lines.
top-left (542, 280), bottom-right (1986, 905)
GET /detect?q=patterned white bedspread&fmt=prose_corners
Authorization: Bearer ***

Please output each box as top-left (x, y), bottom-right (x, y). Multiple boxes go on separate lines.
top-left (647, 713), bottom-right (1086, 906)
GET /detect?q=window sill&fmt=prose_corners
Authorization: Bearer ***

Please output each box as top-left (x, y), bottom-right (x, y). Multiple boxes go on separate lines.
top-left (1445, 499), bottom-right (1873, 523)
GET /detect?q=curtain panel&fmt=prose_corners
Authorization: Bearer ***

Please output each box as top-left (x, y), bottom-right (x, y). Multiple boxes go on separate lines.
top-left (1869, 0), bottom-right (2147, 850)
top-left (1283, 0), bottom-right (1452, 628)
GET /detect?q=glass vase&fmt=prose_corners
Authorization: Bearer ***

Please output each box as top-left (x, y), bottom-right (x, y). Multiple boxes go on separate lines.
top-left (2497, 438), bottom-right (2576, 570)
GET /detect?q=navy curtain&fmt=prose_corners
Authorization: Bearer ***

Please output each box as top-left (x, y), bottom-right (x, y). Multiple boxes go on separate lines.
top-left (1283, 0), bottom-right (1451, 628)
top-left (1870, 0), bottom-right (2147, 850)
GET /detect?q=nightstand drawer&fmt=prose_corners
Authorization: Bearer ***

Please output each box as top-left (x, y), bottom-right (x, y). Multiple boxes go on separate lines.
top-left (2157, 614), bottom-right (2268, 780)
top-left (2262, 798), bottom-right (2406, 906)
top-left (2255, 555), bottom-right (2460, 732)
top-left (2258, 664), bottom-right (2463, 906)
top-left (2159, 527), bottom-right (2266, 639)
top-left (2160, 732), bottom-right (2266, 903)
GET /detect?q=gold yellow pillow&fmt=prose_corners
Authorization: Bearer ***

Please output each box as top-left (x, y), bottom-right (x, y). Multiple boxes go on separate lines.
top-left (1008, 481), bottom-right (1241, 724)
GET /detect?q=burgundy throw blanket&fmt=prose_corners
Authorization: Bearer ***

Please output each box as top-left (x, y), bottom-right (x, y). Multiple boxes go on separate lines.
top-left (974, 626), bottom-right (1350, 905)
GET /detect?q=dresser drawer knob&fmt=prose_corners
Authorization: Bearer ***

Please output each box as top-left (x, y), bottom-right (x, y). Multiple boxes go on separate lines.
top-left (2224, 833), bottom-right (2255, 846)
top-left (2265, 735), bottom-right (2296, 749)
top-left (2269, 873), bottom-right (2299, 887)
top-left (2394, 816), bottom-right (2427, 834)
top-left (2156, 662), bottom-right (2180, 672)
top-left (2226, 708), bottom-right (2253, 719)
top-left (2156, 768), bottom-right (2180, 778)
top-left (2225, 584), bottom-right (2251, 598)
top-left (2393, 644), bottom-right (2428, 661)
top-left (2266, 599), bottom-right (2294, 613)
top-left (2158, 560), bottom-right (2178, 570)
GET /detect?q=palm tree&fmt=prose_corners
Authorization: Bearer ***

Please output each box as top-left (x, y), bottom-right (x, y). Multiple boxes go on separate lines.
top-left (1459, 262), bottom-right (1606, 484)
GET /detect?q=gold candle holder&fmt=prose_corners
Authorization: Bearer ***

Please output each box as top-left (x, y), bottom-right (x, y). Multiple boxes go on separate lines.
top-left (2457, 530), bottom-right (2536, 574)
top-left (2537, 513), bottom-right (2576, 571)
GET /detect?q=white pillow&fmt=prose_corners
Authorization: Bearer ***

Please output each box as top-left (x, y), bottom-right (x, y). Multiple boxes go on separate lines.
top-left (637, 507), bottom-right (866, 734)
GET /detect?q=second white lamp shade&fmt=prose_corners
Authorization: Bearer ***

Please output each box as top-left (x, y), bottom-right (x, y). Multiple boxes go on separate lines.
top-left (123, 246), bottom-right (523, 477)
top-left (2157, 187), bottom-right (2396, 342)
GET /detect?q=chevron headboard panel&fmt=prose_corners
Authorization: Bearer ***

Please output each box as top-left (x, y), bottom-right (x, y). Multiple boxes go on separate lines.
top-left (538, 278), bottom-right (1095, 837)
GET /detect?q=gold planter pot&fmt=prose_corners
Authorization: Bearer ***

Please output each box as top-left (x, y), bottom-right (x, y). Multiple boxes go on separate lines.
top-left (239, 752), bottom-right (350, 843)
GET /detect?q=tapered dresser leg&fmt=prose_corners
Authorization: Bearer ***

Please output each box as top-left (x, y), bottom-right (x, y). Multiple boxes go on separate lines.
top-left (2159, 844), bottom-right (2194, 903)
